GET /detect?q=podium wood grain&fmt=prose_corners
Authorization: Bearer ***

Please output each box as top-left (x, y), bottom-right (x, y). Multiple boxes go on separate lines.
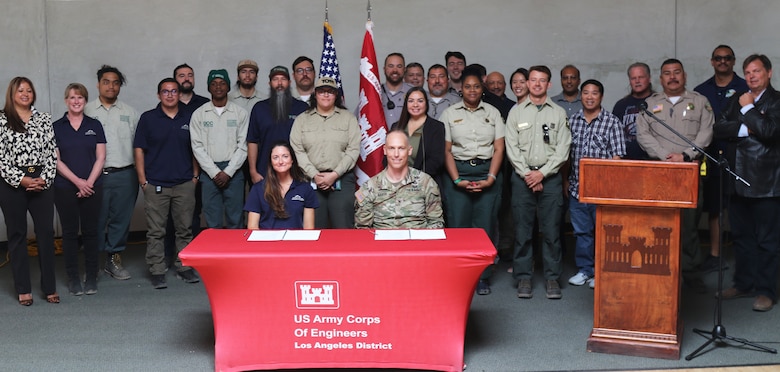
top-left (579, 159), bottom-right (699, 360)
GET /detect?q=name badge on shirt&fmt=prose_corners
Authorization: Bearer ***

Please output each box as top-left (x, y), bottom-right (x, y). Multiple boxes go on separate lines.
top-left (120, 115), bottom-right (130, 123)
top-left (453, 119), bottom-right (463, 124)
top-left (227, 119), bottom-right (238, 127)
top-left (203, 121), bottom-right (214, 128)
top-left (517, 122), bottom-right (529, 129)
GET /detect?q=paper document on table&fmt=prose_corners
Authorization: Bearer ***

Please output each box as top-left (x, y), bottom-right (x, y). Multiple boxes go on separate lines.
top-left (247, 230), bottom-right (286, 241)
top-left (409, 229), bottom-right (446, 240)
top-left (374, 229), bottom-right (411, 240)
top-left (283, 230), bottom-right (321, 241)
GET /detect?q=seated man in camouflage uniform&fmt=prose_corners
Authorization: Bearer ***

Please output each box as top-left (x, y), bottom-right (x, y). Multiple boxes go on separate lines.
top-left (354, 129), bottom-right (444, 229)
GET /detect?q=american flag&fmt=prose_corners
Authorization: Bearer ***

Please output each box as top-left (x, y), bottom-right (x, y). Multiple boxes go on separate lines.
top-left (319, 21), bottom-right (345, 102)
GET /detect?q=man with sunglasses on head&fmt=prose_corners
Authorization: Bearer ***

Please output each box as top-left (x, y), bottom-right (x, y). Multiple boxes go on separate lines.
top-left (694, 45), bottom-right (748, 275)
top-left (505, 65), bottom-right (571, 300)
top-left (381, 53), bottom-right (413, 126)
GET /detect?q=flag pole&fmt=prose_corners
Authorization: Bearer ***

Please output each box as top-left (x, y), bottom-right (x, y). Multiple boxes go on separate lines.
top-left (325, 0), bottom-right (328, 22)
top-left (367, 0), bottom-right (371, 21)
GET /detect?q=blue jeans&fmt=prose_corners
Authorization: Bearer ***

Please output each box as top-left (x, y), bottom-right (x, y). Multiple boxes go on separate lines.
top-left (201, 162), bottom-right (245, 228)
top-left (569, 195), bottom-right (596, 277)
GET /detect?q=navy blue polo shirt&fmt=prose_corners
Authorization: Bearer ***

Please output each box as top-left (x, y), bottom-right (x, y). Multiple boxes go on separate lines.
top-left (52, 113), bottom-right (107, 190)
top-left (247, 98), bottom-right (308, 177)
top-left (694, 73), bottom-right (748, 117)
top-left (244, 179), bottom-right (319, 229)
top-left (180, 94), bottom-right (210, 117)
top-left (133, 104), bottom-right (194, 187)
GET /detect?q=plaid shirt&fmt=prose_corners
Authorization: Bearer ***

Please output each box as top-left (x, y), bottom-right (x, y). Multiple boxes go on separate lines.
top-left (568, 107), bottom-right (626, 198)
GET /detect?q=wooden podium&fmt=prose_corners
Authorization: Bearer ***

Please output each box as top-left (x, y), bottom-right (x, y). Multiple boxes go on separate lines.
top-left (579, 159), bottom-right (699, 360)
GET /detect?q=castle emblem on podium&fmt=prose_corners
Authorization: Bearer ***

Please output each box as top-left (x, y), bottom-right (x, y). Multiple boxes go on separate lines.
top-left (602, 224), bottom-right (672, 276)
top-left (295, 281), bottom-right (340, 309)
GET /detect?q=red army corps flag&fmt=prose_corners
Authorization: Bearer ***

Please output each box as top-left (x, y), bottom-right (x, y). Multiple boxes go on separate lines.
top-left (355, 20), bottom-right (387, 187)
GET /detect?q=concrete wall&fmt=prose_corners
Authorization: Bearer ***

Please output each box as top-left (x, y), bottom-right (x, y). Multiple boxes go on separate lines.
top-left (0, 0), bottom-right (776, 237)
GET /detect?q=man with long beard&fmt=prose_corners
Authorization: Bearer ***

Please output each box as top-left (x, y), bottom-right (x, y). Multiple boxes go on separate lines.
top-left (247, 66), bottom-right (308, 184)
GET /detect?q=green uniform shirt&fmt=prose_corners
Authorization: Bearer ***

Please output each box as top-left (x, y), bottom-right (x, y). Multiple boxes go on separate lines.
top-left (505, 97), bottom-right (571, 178)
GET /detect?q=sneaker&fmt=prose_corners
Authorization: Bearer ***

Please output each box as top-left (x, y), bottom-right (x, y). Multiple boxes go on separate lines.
top-left (105, 253), bottom-right (131, 280)
top-left (546, 280), bottom-right (562, 299)
top-left (517, 279), bottom-right (533, 299)
top-left (476, 280), bottom-right (491, 295)
top-left (698, 255), bottom-right (728, 274)
top-left (568, 272), bottom-right (592, 286)
top-left (151, 274), bottom-right (167, 289)
top-left (588, 278), bottom-right (595, 289)
top-left (84, 276), bottom-right (98, 295)
top-left (176, 269), bottom-right (200, 284)
top-left (68, 278), bottom-right (84, 296)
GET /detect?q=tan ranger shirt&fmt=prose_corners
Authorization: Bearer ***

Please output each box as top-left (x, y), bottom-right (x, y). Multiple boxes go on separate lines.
top-left (289, 107), bottom-right (361, 179)
top-left (505, 97), bottom-right (571, 178)
top-left (440, 101), bottom-right (505, 160)
top-left (636, 90), bottom-right (713, 161)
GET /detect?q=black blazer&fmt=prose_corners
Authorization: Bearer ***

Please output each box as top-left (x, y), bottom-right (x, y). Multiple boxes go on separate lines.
top-left (714, 86), bottom-right (780, 197)
top-left (390, 116), bottom-right (446, 183)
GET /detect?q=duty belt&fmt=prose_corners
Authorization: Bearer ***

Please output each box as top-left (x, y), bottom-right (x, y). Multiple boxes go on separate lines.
top-left (458, 158), bottom-right (491, 166)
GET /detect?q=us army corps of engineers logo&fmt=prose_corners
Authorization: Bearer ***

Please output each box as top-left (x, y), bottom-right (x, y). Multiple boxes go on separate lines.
top-left (295, 281), bottom-right (340, 309)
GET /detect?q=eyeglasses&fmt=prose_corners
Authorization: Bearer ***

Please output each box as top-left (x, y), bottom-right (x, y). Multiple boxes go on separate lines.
top-left (712, 55), bottom-right (735, 62)
top-left (542, 124), bottom-right (550, 144)
top-left (316, 90), bottom-right (335, 96)
top-left (295, 67), bottom-right (314, 74)
top-left (160, 89), bottom-right (178, 96)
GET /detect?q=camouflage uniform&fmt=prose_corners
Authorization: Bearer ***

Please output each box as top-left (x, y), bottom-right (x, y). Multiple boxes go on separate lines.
top-left (354, 168), bottom-right (444, 229)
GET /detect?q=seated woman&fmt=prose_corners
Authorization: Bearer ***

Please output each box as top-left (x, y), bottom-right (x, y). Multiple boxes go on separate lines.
top-left (245, 142), bottom-right (318, 229)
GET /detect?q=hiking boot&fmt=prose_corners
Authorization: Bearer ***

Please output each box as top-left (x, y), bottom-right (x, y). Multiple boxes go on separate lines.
top-left (546, 280), bottom-right (562, 299)
top-left (105, 253), bottom-right (131, 280)
top-left (517, 279), bottom-right (533, 299)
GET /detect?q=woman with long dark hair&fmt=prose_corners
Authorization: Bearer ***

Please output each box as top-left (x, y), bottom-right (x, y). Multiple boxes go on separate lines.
top-left (245, 142), bottom-right (318, 229)
top-left (53, 83), bottom-right (106, 296)
top-left (0, 77), bottom-right (58, 305)
top-left (391, 87), bottom-right (445, 186)
top-left (510, 68), bottom-right (529, 104)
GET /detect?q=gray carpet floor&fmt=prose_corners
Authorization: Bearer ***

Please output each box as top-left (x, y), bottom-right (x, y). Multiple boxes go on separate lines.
top-left (1, 236), bottom-right (779, 372)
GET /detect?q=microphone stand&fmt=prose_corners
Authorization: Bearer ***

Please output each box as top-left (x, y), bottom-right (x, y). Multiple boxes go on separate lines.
top-left (639, 104), bottom-right (776, 359)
